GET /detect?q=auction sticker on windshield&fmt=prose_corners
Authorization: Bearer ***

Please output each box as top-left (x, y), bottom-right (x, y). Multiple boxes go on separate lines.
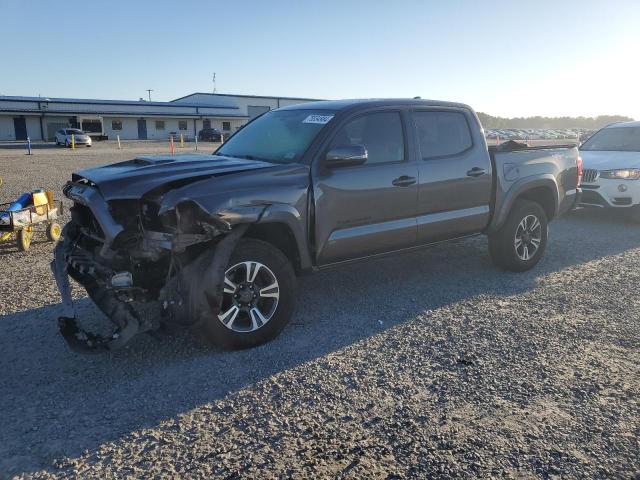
top-left (303, 114), bottom-right (334, 124)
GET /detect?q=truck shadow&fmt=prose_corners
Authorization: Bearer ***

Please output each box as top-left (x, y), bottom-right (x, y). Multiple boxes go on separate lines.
top-left (1, 211), bottom-right (638, 476)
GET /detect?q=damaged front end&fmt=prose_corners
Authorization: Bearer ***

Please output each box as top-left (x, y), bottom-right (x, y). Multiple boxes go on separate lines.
top-left (51, 180), bottom-right (261, 353)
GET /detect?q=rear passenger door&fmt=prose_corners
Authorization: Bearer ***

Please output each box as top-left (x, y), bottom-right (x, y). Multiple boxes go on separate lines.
top-left (412, 109), bottom-right (492, 243)
top-left (313, 109), bottom-right (418, 264)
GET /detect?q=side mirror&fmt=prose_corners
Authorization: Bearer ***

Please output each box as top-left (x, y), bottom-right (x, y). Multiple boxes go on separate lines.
top-left (324, 145), bottom-right (368, 168)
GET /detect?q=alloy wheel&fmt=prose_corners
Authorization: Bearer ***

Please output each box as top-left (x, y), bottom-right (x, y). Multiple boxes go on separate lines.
top-left (514, 214), bottom-right (542, 261)
top-left (217, 261), bottom-right (280, 333)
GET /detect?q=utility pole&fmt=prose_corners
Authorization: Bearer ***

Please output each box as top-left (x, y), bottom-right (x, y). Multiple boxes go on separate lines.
top-left (212, 73), bottom-right (217, 94)
top-left (146, 89), bottom-right (153, 101)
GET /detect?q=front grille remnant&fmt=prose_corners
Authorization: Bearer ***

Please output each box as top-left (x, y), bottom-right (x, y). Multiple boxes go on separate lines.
top-left (71, 204), bottom-right (104, 239)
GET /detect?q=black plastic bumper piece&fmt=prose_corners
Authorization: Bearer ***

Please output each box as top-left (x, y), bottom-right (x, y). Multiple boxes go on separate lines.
top-left (58, 316), bottom-right (113, 354)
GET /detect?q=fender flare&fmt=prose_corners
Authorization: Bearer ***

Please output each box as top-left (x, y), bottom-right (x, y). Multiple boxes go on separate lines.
top-left (254, 203), bottom-right (313, 271)
top-left (488, 175), bottom-right (559, 233)
top-left (211, 202), bottom-right (312, 270)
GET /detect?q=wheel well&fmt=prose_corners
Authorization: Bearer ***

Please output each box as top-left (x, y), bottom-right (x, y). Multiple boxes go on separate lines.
top-left (516, 186), bottom-right (556, 220)
top-left (243, 222), bottom-right (300, 272)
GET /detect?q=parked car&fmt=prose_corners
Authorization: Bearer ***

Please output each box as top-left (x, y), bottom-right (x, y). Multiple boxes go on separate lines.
top-left (579, 130), bottom-right (595, 142)
top-left (55, 128), bottom-right (92, 147)
top-left (198, 128), bottom-right (223, 142)
top-left (578, 121), bottom-right (640, 218)
top-left (53, 98), bottom-right (581, 353)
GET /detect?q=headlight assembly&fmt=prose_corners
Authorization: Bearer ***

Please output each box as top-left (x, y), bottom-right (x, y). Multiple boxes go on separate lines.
top-left (599, 169), bottom-right (640, 180)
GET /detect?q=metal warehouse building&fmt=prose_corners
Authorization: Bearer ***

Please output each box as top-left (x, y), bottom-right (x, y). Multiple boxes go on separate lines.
top-left (0, 93), bottom-right (319, 141)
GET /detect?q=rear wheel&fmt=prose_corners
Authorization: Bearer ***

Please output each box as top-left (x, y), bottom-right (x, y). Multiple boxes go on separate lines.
top-left (200, 239), bottom-right (296, 349)
top-left (47, 222), bottom-right (61, 242)
top-left (489, 200), bottom-right (548, 272)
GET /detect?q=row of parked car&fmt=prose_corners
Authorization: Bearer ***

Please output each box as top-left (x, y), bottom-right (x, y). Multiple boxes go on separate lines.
top-left (485, 128), bottom-right (595, 142)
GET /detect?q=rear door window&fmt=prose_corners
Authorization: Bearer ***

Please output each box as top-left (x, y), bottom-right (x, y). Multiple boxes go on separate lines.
top-left (413, 111), bottom-right (472, 159)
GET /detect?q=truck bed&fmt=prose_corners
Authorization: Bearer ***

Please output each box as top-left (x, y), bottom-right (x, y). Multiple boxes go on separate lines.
top-left (488, 141), bottom-right (581, 231)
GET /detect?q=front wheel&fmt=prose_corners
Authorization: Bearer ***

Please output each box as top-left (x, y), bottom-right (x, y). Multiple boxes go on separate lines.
top-left (200, 239), bottom-right (296, 349)
top-left (17, 227), bottom-right (33, 251)
top-left (489, 200), bottom-right (548, 272)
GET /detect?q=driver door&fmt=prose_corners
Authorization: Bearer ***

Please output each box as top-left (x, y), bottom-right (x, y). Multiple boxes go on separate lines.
top-left (313, 110), bottom-right (418, 265)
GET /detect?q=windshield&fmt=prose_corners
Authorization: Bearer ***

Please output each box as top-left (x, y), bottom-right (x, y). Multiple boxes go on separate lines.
top-left (580, 126), bottom-right (640, 152)
top-left (66, 129), bottom-right (84, 135)
top-left (216, 109), bottom-right (335, 163)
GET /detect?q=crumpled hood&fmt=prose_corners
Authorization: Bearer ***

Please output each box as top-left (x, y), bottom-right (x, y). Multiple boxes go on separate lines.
top-left (580, 150), bottom-right (640, 170)
top-left (74, 154), bottom-right (275, 199)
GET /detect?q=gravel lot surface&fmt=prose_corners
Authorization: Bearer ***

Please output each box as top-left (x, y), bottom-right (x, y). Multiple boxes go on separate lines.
top-left (0, 142), bottom-right (638, 479)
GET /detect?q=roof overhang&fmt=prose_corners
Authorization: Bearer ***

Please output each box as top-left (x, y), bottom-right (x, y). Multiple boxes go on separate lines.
top-left (0, 109), bottom-right (249, 119)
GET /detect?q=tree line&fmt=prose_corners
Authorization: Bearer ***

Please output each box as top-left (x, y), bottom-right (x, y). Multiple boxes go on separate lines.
top-left (476, 112), bottom-right (633, 129)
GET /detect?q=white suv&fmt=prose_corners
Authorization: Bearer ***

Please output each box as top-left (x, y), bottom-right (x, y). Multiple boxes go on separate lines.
top-left (579, 121), bottom-right (640, 217)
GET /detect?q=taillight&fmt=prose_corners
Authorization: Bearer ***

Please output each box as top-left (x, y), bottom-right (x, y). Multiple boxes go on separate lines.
top-left (576, 155), bottom-right (583, 186)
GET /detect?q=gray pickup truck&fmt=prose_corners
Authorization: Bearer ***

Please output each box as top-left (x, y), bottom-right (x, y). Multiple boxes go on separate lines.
top-left (53, 99), bottom-right (581, 352)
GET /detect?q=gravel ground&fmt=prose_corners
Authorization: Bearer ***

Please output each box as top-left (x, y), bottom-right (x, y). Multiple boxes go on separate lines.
top-left (0, 142), bottom-right (638, 479)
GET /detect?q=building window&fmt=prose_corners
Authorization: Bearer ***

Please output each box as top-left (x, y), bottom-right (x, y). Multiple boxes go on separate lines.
top-left (111, 120), bottom-right (123, 131)
top-left (81, 119), bottom-right (102, 133)
top-left (178, 120), bottom-right (188, 131)
top-left (222, 121), bottom-right (231, 131)
top-left (155, 120), bottom-right (165, 130)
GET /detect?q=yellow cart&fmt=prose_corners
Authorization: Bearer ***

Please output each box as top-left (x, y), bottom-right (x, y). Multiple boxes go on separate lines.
top-left (0, 198), bottom-right (63, 251)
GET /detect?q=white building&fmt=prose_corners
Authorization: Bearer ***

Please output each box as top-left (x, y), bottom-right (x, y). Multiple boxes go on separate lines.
top-left (0, 93), bottom-right (320, 141)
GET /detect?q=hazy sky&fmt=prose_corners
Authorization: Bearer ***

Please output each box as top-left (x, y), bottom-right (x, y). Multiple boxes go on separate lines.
top-left (1, 0), bottom-right (639, 119)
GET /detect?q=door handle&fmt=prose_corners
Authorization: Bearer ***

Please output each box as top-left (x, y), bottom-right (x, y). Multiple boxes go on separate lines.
top-left (392, 175), bottom-right (417, 187)
top-left (466, 167), bottom-right (487, 177)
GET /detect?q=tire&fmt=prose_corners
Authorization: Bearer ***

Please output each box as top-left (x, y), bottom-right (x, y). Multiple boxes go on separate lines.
top-left (489, 199), bottom-right (548, 272)
top-left (17, 227), bottom-right (33, 251)
top-left (47, 222), bottom-right (61, 242)
top-left (200, 239), bottom-right (296, 349)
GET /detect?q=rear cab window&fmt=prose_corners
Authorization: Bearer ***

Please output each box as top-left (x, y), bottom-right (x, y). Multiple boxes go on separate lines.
top-left (413, 110), bottom-right (473, 159)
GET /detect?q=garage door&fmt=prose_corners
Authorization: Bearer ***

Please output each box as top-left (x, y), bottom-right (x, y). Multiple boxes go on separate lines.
top-left (247, 105), bottom-right (270, 120)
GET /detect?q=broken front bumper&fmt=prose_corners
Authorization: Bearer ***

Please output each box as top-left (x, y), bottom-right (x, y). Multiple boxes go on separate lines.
top-left (52, 181), bottom-right (260, 353)
top-left (51, 221), bottom-right (250, 353)
top-left (51, 238), bottom-right (143, 353)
